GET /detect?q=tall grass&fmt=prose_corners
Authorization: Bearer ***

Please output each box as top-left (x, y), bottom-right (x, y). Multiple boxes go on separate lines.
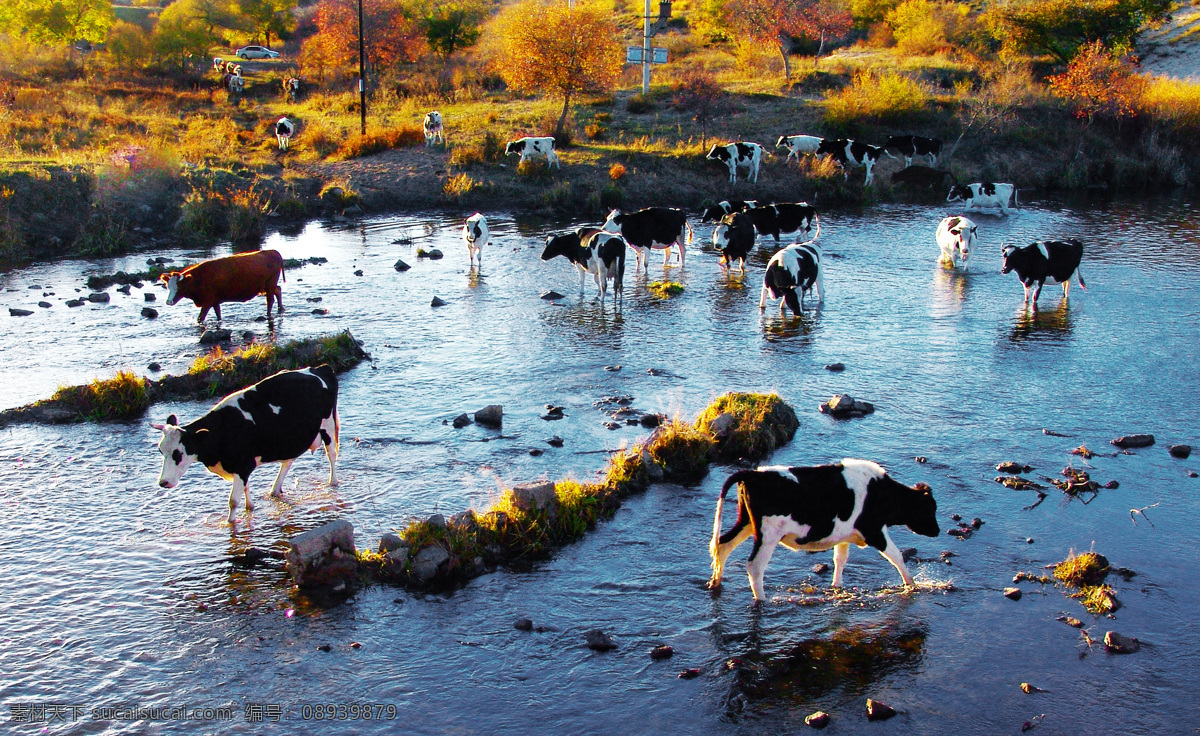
top-left (1139, 75), bottom-right (1200, 131)
top-left (50, 370), bottom-right (149, 421)
top-left (333, 126), bottom-right (425, 160)
top-left (824, 71), bottom-right (933, 127)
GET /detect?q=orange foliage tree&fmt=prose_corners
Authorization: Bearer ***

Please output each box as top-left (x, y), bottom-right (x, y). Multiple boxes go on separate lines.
top-left (726, 0), bottom-right (852, 79)
top-left (299, 0), bottom-right (423, 84)
top-left (494, 0), bottom-right (623, 139)
top-left (1049, 40), bottom-right (1145, 128)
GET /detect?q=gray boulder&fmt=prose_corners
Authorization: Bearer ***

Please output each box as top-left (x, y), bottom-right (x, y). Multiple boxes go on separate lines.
top-left (88, 292), bottom-right (110, 303)
top-left (199, 329), bottom-right (232, 345)
top-left (142, 307), bottom-right (158, 319)
top-left (1169, 444), bottom-right (1191, 459)
top-left (378, 532), bottom-right (406, 554)
top-left (585, 629), bottom-right (617, 651)
top-left (1111, 434), bottom-right (1155, 449)
top-left (8, 308), bottom-right (33, 316)
top-left (410, 545), bottom-right (450, 583)
top-left (285, 520), bottom-right (358, 588)
top-left (475, 404), bottom-right (503, 427)
top-left (1104, 631), bottom-right (1140, 653)
top-left (394, 259), bottom-right (410, 272)
top-left (707, 412), bottom-right (736, 438)
top-left (452, 413), bottom-right (472, 428)
top-left (509, 481), bottom-right (558, 516)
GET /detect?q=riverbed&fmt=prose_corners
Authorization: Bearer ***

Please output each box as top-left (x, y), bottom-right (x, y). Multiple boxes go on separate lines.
top-left (1, 195), bottom-right (1198, 734)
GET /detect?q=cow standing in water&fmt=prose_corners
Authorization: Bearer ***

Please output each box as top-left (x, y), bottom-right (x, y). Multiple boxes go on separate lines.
top-left (1001, 240), bottom-right (1087, 304)
top-left (151, 366), bottom-right (340, 525)
top-left (159, 250), bottom-right (285, 323)
top-left (462, 212), bottom-right (489, 268)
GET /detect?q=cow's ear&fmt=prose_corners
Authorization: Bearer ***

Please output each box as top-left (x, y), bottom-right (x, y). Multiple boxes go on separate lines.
top-left (166, 414), bottom-right (178, 426)
top-left (914, 482), bottom-right (931, 492)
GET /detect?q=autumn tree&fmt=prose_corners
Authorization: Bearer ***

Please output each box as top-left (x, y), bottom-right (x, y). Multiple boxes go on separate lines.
top-left (106, 20), bottom-right (153, 70)
top-left (422, 0), bottom-right (485, 58)
top-left (985, 0), bottom-right (1170, 63)
top-left (0, 0), bottom-right (114, 46)
top-left (725, 0), bottom-right (851, 80)
top-left (495, 0), bottom-right (623, 138)
top-left (237, 0), bottom-right (296, 49)
top-left (673, 67), bottom-right (730, 149)
top-left (300, 0), bottom-right (423, 82)
top-left (1049, 40), bottom-right (1144, 128)
top-left (153, 0), bottom-right (238, 66)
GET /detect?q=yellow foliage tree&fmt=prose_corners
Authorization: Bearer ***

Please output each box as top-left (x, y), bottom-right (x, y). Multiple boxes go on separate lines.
top-left (494, 0), bottom-right (623, 138)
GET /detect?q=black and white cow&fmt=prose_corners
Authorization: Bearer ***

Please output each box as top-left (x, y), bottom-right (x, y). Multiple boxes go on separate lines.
top-left (775, 134), bottom-right (823, 163)
top-left (891, 165), bottom-right (954, 189)
top-left (274, 116), bottom-right (295, 151)
top-left (282, 76), bottom-right (301, 103)
top-left (424, 111), bottom-right (444, 146)
top-left (505, 136), bottom-right (559, 168)
top-left (883, 135), bottom-right (944, 167)
top-left (1001, 239), bottom-right (1087, 303)
top-left (213, 57), bottom-right (226, 74)
top-left (462, 212), bottom-right (488, 267)
top-left (226, 72), bottom-right (244, 94)
top-left (150, 366), bottom-right (340, 525)
top-left (712, 212), bottom-right (755, 273)
top-left (603, 207), bottom-right (691, 270)
top-left (706, 141), bottom-right (764, 183)
top-left (541, 227), bottom-right (626, 305)
top-left (760, 241), bottom-right (822, 315)
top-left (741, 202), bottom-right (820, 243)
top-left (816, 138), bottom-right (885, 185)
top-left (708, 460), bottom-right (940, 602)
top-left (699, 200), bottom-right (757, 224)
top-left (947, 182), bottom-right (1018, 215)
top-left (936, 215), bottom-right (976, 270)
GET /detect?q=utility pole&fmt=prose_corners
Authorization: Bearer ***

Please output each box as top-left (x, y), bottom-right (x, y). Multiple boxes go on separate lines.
top-left (640, 2), bottom-right (670, 96)
top-left (358, 0), bottom-right (367, 135)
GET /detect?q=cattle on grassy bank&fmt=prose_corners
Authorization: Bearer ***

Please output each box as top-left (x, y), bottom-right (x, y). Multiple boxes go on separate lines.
top-left (159, 250), bottom-right (285, 323)
top-left (603, 207), bottom-right (691, 271)
top-left (274, 116), bottom-right (295, 151)
top-left (947, 182), bottom-right (1018, 215)
top-left (283, 77), bottom-right (301, 102)
top-left (541, 227), bottom-right (626, 306)
top-left (151, 366), bottom-right (339, 525)
top-left (775, 134), bottom-right (823, 163)
top-left (505, 136), bottom-right (559, 168)
top-left (706, 142), bottom-right (764, 183)
top-left (463, 212), bottom-right (488, 267)
top-left (883, 135), bottom-right (943, 167)
top-left (816, 138), bottom-right (885, 186)
top-left (708, 460), bottom-right (940, 602)
top-left (712, 212), bottom-right (755, 273)
top-left (424, 111), bottom-right (444, 146)
top-left (936, 216), bottom-right (976, 270)
top-left (1001, 239), bottom-right (1087, 303)
top-left (760, 241), bottom-right (822, 316)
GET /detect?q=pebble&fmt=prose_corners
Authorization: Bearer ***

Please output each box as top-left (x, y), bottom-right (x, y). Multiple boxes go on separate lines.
top-left (914, 456), bottom-right (926, 463)
top-left (1004, 587), bottom-right (1022, 600)
top-left (452, 413), bottom-right (471, 428)
top-left (142, 307), bottom-right (158, 318)
top-left (66, 299), bottom-right (84, 307)
top-left (584, 629), bottom-right (617, 651)
top-left (812, 563), bottom-right (829, 574)
top-left (88, 292), bottom-right (110, 303)
top-left (1020, 682), bottom-right (1043, 694)
top-left (1111, 434), bottom-right (1155, 449)
top-left (640, 414), bottom-right (662, 428)
top-left (805, 711), bottom-right (831, 729)
top-left (970, 517), bottom-right (983, 529)
top-left (514, 617), bottom-right (534, 632)
top-left (148, 362), bottom-right (161, 371)
top-left (430, 296), bottom-right (446, 307)
top-left (394, 259), bottom-right (410, 272)
top-left (1026, 537), bottom-right (1035, 544)
top-left (354, 269), bottom-right (364, 276)
top-left (824, 363), bottom-right (845, 372)
top-left (546, 436), bottom-right (564, 447)
top-left (145, 292), bottom-right (156, 302)
top-left (541, 291), bottom-right (565, 300)
top-left (1104, 630), bottom-right (1140, 654)
top-left (865, 699), bottom-right (896, 721)
top-left (350, 642), bottom-right (362, 649)
top-left (316, 644), bottom-right (331, 652)
top-left (950, 513), bottom-right (962, 522)
top-left (1169, 444), bottom-right (1191, 459)
top-left (604, 421), bottom-right (621, 430)
top-left (1190, 471), bottom-right (1199, 478)
top-left (529, 448), bottom-right (543, 457)
top-left (649, 645), bottom-right (673, 660)
top-left (996, 461), bottom-right (1032, 473)
top-left (1103, 480), bottom-right (1119, 489)
top-left (427, 249), bottom-right (443, 260)
top-left (677, 668), bottom-right (701, 680)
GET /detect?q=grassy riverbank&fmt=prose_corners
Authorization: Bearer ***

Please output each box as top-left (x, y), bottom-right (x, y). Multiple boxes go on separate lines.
top-left (0, 330), bottom-right (368, 425)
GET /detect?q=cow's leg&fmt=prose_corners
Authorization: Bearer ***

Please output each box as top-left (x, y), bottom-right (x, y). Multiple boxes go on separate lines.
top-left (877, 529), bottom-right (916, 587)
top-left (677, 238), bottom-right (686, 269)
top-left (746, 519), bottom-right (786, 603)
top-left (815, 273), bottom-right (824, 303)
top-left (831, 542), bottom-right (850, 587)
top-left (197, 306), bottom-right (210, 323)
top-left (1032, 280), bottom-right (1044, 302)
top-left (759, 285), bottom-right (768, 310)
top-left (275, 285), bottom-right (284, 313)
top-left (269, 459), bottom-right (294, 498)
top-left (1021, 282), bottom-right (1031, 303)
top-left (709, 511), bottom-right (753, 590)
top-left (213, 304), bottom-right (222, 321)
top-left (228, 475), bottom-right (249, 524)
top-left (321, 412), bottom-right (339, 486)
top-left (1062, 279), bottom-right (1070, 299)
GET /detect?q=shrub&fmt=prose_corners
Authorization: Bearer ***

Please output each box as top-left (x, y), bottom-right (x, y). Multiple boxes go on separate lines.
top-left (609, 163), bottom-right (626, 181)
top-left (517, 159), bottom-right (551, 179)
top-left (175, 185), bottom-right (225, 247)
top-left (627, 93), bottom-right (655, 113)
top-left (1138, 75), bottom-right (1200, 131)
top-left (334, 126), bottom-right (424, 160)
top-left (226, 186), bottom-right (271, 247)
top-left (585, 122), bottom-right (607, 140)
top-left (1048, 41), bottom-right (1144, 127)
top-left (481, 130), bottom-right (504, 162)
top-left (648, 280), bottom-right (684, 297)
top-left (443, 173), bottom-right (480, 199)
top-left (824, 71), bottom-right (931, 126)
top-left (51, 370), bottom-right (150, 421)
top-left (887, 0), bottom-right (951, 55)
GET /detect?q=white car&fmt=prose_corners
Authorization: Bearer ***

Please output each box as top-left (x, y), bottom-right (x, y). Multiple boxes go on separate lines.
top-left (235, 46), bottom-right (280, 60)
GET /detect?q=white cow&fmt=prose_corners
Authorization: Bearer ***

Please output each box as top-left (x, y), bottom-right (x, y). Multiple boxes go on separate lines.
top-left (775, 134), bottom-right (823, 163)
top-left (462, 212), bottom-right (489, 267)
top-left (947, 182), bottom-right (1018, 215)
top-left (504, 136), bottom-right (559, 168)
top-left (706, 141), bottom-right (764, 183)
top-left (424, 111), bottom-right (444, 146)
top-left (935, 215), bottom-right (976, 269)
top-left (274, 116), bottom-right (295, 151)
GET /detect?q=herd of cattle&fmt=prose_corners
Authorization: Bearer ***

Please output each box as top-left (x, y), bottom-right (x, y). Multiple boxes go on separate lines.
top-left (146, 104), bottom-right (1091, 600)
top-left (212, 56), bottom-right (301, 101)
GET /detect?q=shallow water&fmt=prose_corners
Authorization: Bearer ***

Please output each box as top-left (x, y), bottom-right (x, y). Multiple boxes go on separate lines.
top-left (1, 195), bottom-right (1198, 734)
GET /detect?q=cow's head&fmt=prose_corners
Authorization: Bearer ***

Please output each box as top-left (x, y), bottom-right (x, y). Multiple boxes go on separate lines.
top-left (706, 144), bottom-right (730, 162)
top-left (602, 209), bottom-right (623, 232)
top-left (1000, 244), bottom-right (1020, 274)
top-left (504, 140), bottom-right (522, 156)
top-left (905, 482), bottom-right (940, 537)
top-left (541, 232), bottom-right (579, 261)
top-left (150, 414), bottom-right (199, 489)
top-left (944, 217), bottom-right (976, 263)
top-left (711, 221), bottom-right (731, 252)
top-left (775, 135), bottom-right (789, 148)
top-left (946, 184), bottom-right (969, 203)
top-left (159, 272), bottom-right (191, 306)
top-left (699, 203), bottom-right (727, 223)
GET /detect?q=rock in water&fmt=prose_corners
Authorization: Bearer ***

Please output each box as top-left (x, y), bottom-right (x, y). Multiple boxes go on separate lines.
top-left (509, 482), bottom-right (558, 516)
top-left (394, 259), bottom-right (411, 272)
top-left (1104, 631), bottom-right (1140, 653)
top-left (1004, 587), bottom-right (1023, 600)
top-left (541, 290), bottom-right (565, 300)
top-left (514, 617), bottom-right (534, 632)
top-left (88, 292), bottom-right (110, 303)
top-left (1111, 434), bottom-right (1155, 449)
top-left (546, 436), bottom-right (564, 447)
top-left (8, 308), bottom-right (33, 316)
top-left (474, 405), bottom-right (502, 427)
top-left (145, 292), bottom-right (156, 302)
top-left (824, 363), bottom-right (845, 372)
top-left (199, 329), bottom-right (232, 344)
top-left (430, 296), bottom-right (446, 307)
top-left (452, 413), bottom-right (472, 428)
top-left (804, 711), bottom-right (831, 729)
top-left (1169, 444), bottom-right (1191, 459)
top-left (284, 520), bottom-right (358, 589)
top-left (142, 307), bottom-right (158, 318)
top-left (428, 249), bottom-right (444, 260)
top-left (649, 645), bottom-right (673, 660)
top-left (585, 629), bottom-right (617, 651)
top-left (865, 699), bottom-right (896, 721)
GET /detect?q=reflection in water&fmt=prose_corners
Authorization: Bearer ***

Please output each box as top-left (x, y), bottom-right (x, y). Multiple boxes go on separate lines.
top-left (727, 623), bottom-right (928, 707)
top-left (762, 309), bottom-right (820, 344)
top-left (1008, 300), bottom-right (1074, 344)
top-left (931, 266), bottom-right (970, 316)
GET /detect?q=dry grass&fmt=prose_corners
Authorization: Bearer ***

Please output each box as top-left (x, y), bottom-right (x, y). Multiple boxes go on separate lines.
top-left (824, 71), bottom-right (934, 127)
top-left (333, 126), bottom-right (425, 160)
top-left (1053, 551), bottom-right (1110, 587)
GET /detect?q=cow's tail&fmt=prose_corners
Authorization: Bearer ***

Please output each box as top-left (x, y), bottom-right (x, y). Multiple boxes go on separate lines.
top-left (685, 220), bottom-right (694, 244)
top-left (712, 471), bottom-right (755, 563)
top-left (811, 215), bottom-right (821, 241)
top-left (1077, 265), bottom-right (1087, 291)
top-left (1014, 186), bottom-right (1021, 211)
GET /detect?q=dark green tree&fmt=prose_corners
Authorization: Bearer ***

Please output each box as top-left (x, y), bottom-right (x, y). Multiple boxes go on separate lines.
top-left (986, 0), bottom-right (1170, 63)
top-left (422, 0), bottom-right (485, 58)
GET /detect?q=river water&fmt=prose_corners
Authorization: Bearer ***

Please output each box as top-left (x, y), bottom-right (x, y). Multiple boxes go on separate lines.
top-left (1, 195), bottom-right (1197, 735)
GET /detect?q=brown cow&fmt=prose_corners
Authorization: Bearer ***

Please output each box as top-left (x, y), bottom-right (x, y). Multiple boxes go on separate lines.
top-left (160, 250), bottom-right (285, 323)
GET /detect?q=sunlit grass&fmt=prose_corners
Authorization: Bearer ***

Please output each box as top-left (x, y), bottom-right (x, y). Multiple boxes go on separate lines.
top-left (50, 370), bottom-right (149, 421)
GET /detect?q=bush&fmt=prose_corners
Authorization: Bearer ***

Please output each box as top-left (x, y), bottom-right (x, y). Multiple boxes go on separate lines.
top-left (609, 163), bottom-right (626, 181)
top-left (443, 173), bottom-right (480, 199)
top-left (302, 120), bottom-right (342, 158)
top-left (176, 185), bottom-right (226, 247)
top-left (334, 126), bottom-right (424, 160)
top-left (585, 123), bottom-right (607, 140)
top-left (887, 0), bottom-right (951, 55)
top-left (517, 159), bottom-right (551, 179)
top-left (51, 370), bottom-right (150, 421)
top-left (824, 71), bottom-right (932, 126)
top-left (627, 94), bottom-right (654, 114)
top-left (1139, 76), bottom-right (1200, 132)
top-left (1048, 41), bottom-right (1144, 127)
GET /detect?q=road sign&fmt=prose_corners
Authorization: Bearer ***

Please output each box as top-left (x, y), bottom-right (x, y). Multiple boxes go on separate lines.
top-left (626, 47), bottom-right (668, 64)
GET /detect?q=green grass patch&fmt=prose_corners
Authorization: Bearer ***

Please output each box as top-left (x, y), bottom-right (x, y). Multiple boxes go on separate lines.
top-left (50, 370), bottom-right (149, 421)
top-left (1053, 551), bottom-right (1109, 587)
top-left (648, 280), bottom-right (685, 297)
top-left (695, 392), bottom-right (800, 462)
